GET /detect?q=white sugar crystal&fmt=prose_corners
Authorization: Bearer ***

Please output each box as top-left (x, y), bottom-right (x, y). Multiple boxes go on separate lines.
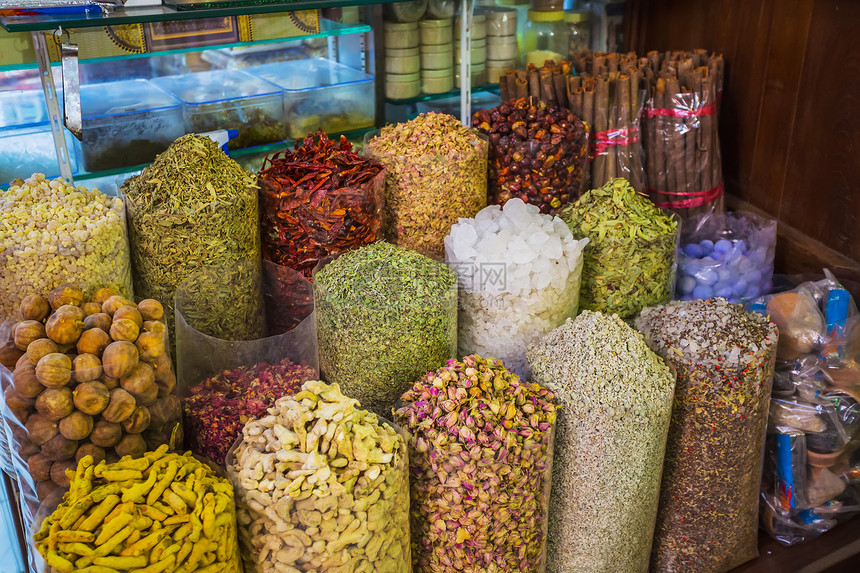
top-left (504, 198), bottom-right (532, 229)
top-left (528, 231), bottom-right (550, 248)
top-left (544, 235), bottom-right (563, 259)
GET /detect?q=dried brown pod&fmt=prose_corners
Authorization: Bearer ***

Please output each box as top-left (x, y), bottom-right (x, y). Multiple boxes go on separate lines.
top-left (102, 295), bottom-right (135, 317)
top-left (35, 353), bottom-right (72, 388)
top-left (25, 414), bottom-right (58, 446)
top-left (26, 338), bottom-right (59, 365)
top-left (142, 321), bottom-right (166, 336)
top-left (35, 387), bottom-right (74, 421)
top-left (102, 341), bottom-right (139, 379)
top-left (41, 433), bottom-right (78, 461)
top-left (73, 381), bottom-right (110, 415)
top-left (20, 294), bottom-right (51, 322)
top-left (28, 452), bottom-right (53, 482)
top-left (50, 460), bottom-right (77, 488)
top-left (77, 328), bottom-right (111, 357)
top-left (0, 340), bottom-right (25, 369)
top-left (81, 302), bottom-right (103, 316)
top-left (137, 299), bottom-right (164, 321)
top-left (84, 313), bottom-right (112, 332)
top-left (114, 433), bottom-right (146, 458)
top-left (73, 353), bottom-right (102, 383)
top-left (122, 406), bottom-right (151, 434)
top-left (102, 388), bottom-right (136, 423)
top-left (36, 480), bottom-right (59, 502)
top-left (59, 410), bottom-right (94, 441)
top-left (110, 318), bottom-right (140, 343)
top-left (100, 375), bottom-right (119, 390)
top-left (147, 399), bottom-right (169, 430)
top-left (121, 362), bottom-right (158, 406)
top-left (92, 288), bottom-right (118, 305)
top-left (13, 365), bottom-right (43, 399)
top-left (134, 332), bottom-right (164, 364)
top-left (5, 386), bottom-right (35, 424)
top-left (45, 306), bottom-right (86, 345)
top-left (114, 305), bottom-right (143, 328)
top-left (14, 320), bottom-right (46, 351)
top-left (89, 419), bottom-right (122, 448)
top-left (47, 283), bottom-right (84, 310)
top-left (76, 443), bottom-right (106, 464)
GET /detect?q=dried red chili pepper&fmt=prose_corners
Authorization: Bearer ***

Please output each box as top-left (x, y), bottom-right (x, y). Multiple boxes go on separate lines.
top-left (257, 130), bottom-right (385, 280)
top-left (474, 98), bottom-right (589, 214)
top-left (182, 358), bottom-right (315, 466)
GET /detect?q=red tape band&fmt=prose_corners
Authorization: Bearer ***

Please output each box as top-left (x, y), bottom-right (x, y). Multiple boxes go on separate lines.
top-left (645, 102), bottom-right (717, 119)
top-left (649, 183), bottom-right (724, 209)
top-left (589, 127), bottom-right (640, 160)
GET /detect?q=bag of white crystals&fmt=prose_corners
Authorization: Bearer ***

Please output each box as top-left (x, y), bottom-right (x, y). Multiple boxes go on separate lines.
top-left (444, 198), bottom-right (588, 378)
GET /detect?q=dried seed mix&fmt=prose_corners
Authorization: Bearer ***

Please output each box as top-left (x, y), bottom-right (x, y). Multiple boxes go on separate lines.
top-left (527, 311), bottom-right (675, 573)
top-left (635, 298), bottom-right (778, 572)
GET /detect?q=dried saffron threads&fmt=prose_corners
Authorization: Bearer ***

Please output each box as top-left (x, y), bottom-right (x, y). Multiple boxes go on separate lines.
top-left (257, 130), bottom-right (385, 280)
top-left (182, 358), bottom-right (315, 466)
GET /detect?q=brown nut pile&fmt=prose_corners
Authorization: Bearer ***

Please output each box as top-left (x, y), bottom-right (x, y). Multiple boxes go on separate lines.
top-left (228, 380), bottom-right (410, 573)
top-left (474, 98), bottom-right (589, 214)
top-left (33, 446), bottom-right (241, 573)
top-left (394, 355), bottom-right (558, 573)
top-left (2, 283), bottom-right (181, 501)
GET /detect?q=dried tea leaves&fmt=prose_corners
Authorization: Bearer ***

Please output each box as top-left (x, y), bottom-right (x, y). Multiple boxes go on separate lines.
top-left (562, 177), bottom-right (679, 318)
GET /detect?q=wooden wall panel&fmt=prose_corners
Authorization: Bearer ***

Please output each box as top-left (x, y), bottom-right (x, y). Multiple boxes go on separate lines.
top-left (628, 0), bottom-right (860, 283)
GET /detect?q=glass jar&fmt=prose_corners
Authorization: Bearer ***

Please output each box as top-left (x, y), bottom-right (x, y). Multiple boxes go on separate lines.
top-left (523, 10), bottom-right (568, 67)
top-left (564, 8), bottom-right (590, 58)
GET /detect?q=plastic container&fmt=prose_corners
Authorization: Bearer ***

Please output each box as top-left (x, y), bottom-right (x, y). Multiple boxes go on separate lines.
top-left (246, 58), bottom-right (375, 139)
top-left (79, 79), bottom-right (183, 172)
top-left (565, 8), bottom-right (591, 57)
top-left (454, 11), bottom-right (487, 39)
top-left (487, 34), bottom-right (519, 60)
top-left (419, 17), bottom-right (453, 45)
top-left (201, 40), bottom-right (324, 69)
top-left (421, 68), bottom-right (454, 94)
top-left (384, 21), bottom-right (420, 48)
top-left (454, 63), bottom-right (488, 88)
top-left (420, 44), bottom-right (454, 70)
top-left (386, 46), bottom-right (421, 74)
top-left (523, 10), bottom-right (568, 66)
top-left (454, 38), bottom-right (487, 64)
top-left (425, 0), bottom-right (456, 19)
top-left (487, 58), bottom-right (516, 83)
top-left (151, 69), bottom-right (284, 151)
top-left (416, 90), bottom-right (502, 115)
top-left (676, 211), bottom-right (777, 304)
top-left (383, 0), bottom-right (427, 22)
top-left (487, 7), bottom-right (518, 36)
top-left (0, 90), bottom-right (78, 182)
top-left (386, 72), bottom-right (421, 100)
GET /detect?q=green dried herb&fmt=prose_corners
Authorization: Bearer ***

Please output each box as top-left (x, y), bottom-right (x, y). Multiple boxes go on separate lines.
top-left (314, 241), bottom-right (457, 416)
top-left (561, 177), bottom-right (679, 318)
top-left (122, 134), bottom-right (262, 343)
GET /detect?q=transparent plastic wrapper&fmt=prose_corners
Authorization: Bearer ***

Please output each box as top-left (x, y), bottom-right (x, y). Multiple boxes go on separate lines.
top-left (589, 87), bottom-right (648, 192)
top-left (394, 356), bottom-right (557, 573)
top-left (474, 98), bottom-right (589, 214)
top-left (0, 285), bottom-right (180, 571)
top-left (257, 131), bottom-right (385, 280)
top-left (176, 260), bottom-right (319, 467)
top-left (644, 82), bottom-right (724, 218)
top-left (636, 299), bottom-right (779, 572)
top-left (0, 175), bottom-right (133, 322)
top-left (676, 211), bottom-right (777, 304)
top-left (445, 199), bottom-right (588, 378)
top-left (122, 134), bottom-right (261, 346)
top-left (364, 114), bottom-right (488, 259)
top-left (528, 312), bottom-right (675, 573)
top-left (227, 381), bottom-right (410, 573)
top-left (314, 242), bottom-right (457, 417)
top-left (383, 0), bottom-right (427, 22)
top-left (750, 272), bottom-right (860, 545)
top-left (32, 448), bottom-right (243, 573)
top-left (562, 178), bottom-right (679, 319)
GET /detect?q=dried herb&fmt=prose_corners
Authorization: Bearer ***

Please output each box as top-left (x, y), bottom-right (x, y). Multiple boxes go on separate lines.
top-left (528, 312), bottom-right (675, 573)
top-left (314, 241), bottom-right (458, 416)
top-left (561, 177), bottom-right (679, 318)
top-left (258, 131), bottom-right (385, 280)
top-left (365, 112), bottom-right (488, 259)
top-left (394, 355), bottom-right (558, 573)
top-left (182, 358), bottom-right (313, 466)
top-left (122, 134), bottom-right (261, 343)
top-left (635, 298), bottom-right (778, 572)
